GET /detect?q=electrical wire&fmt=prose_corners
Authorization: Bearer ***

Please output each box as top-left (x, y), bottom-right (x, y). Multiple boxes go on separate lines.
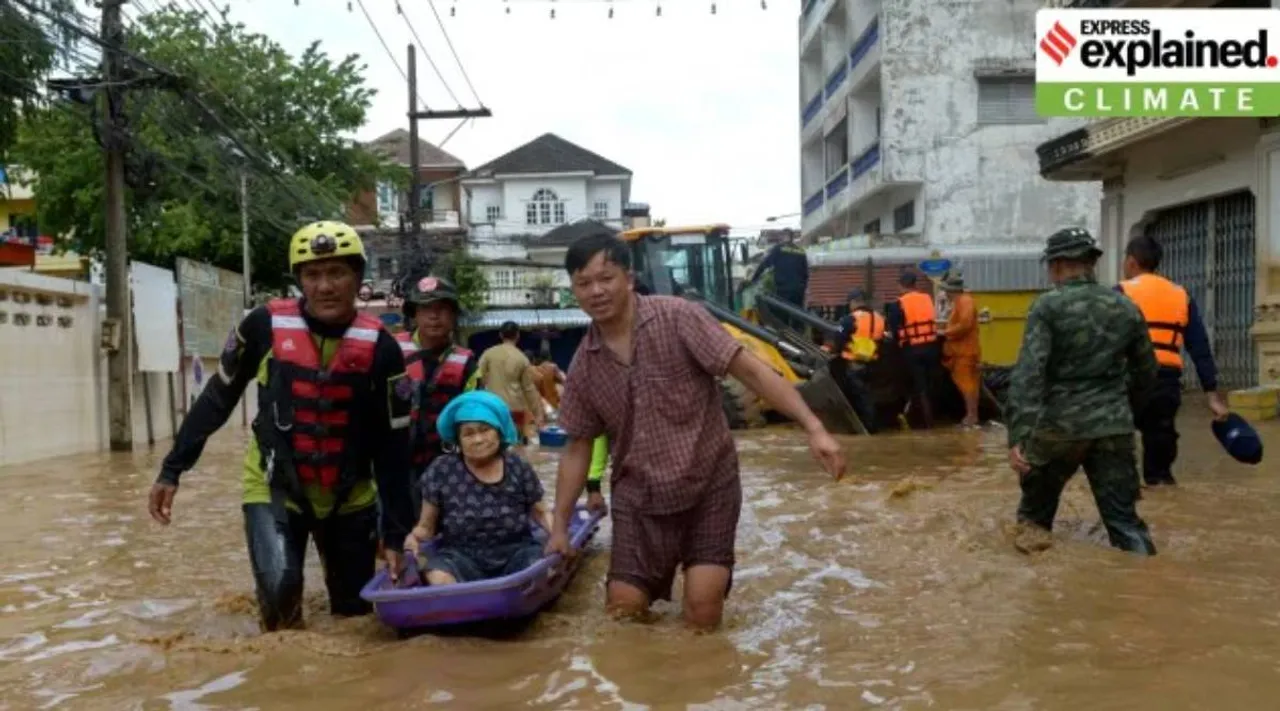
top-left (7, 0), bottom-right (346, 223)
top-left (394, 0), bottom-right (462, 108)
top-left (424, 0), bottom-right (484, 107)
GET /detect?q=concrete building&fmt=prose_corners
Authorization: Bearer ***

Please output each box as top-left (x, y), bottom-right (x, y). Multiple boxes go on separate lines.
top-left (797, 0), bottom-right (1100, 248)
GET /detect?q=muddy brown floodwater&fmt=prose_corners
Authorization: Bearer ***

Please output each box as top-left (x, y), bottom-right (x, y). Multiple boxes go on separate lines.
top-left (0, 407), bottom-right (1277, 710)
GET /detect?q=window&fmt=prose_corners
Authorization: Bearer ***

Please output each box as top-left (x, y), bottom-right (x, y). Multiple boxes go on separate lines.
top-left (492, 269), bottom-right (512, 288)
top-left (377, 256), bottom-right (394, 279)
top-left (527, 188), bottom-right (564, 225)
top-left (418, 186), bottom-right (434, 214)
top-left (893, 200), bottom-right (915, 231)
top-left (485, 205), bottom-right (501, 222)
top-left (375, 181), bottom-right (397, 216)
top-left (976, 77), bottom-right (1040, 125)
top-left (825, 118), bottom-right (849, 176)
top-left (592, 200), bottom-right (609, 219)
top-left (864, 218), bottom-right (880, 235)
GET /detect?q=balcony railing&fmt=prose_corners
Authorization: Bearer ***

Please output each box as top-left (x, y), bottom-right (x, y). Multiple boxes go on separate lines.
top-left (825, 61), bottom-right (848, 100)
top-left (850, 17), bottom-right (879, 70)
top-left (825, 167), bottom-right (849, 198)
top-left (802, 91), bottom-right (824, 127)
top-left (850, 141), bottom-right (880, 180)
top-left (803, 190), bottom-right (825, 217)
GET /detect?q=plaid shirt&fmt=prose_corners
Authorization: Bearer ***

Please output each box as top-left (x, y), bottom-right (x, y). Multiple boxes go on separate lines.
top-left (558, 296), bottom-right (743, 514)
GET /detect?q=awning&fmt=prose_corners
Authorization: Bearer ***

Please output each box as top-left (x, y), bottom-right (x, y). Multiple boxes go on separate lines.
top-left (461, 308), bottom-right (591, 329)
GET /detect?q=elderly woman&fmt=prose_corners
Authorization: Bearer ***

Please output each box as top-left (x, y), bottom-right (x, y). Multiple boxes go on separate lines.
top-left (402, 391), bottom-right (552, 585)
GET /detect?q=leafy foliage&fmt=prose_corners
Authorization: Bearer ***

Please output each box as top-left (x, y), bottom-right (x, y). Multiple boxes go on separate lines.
top-left (11, 7), bottom-right (401, 289)
top-left (0, 0), bottom-right (73, 161)
top-left (390, 247), bottom-right (489, 314)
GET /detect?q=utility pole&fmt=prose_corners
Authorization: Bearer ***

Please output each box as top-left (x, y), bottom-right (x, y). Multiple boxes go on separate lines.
top-left (102, 0), bottom-right (132, 452)
top-left (406, 44), bottom-right (491, 237)
top-left (240, 170), bottom-right (251, 308)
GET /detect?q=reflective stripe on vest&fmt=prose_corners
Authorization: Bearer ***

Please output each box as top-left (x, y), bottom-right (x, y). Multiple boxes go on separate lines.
top-left (395, 330), bottom-right (473, 465)
top-left (267, 298), bottom-right (380, 489)
top-left (842, 310), bottom-right (885, 361)
top-left (897, 291), bottom-right (937, 346)
top-left (1119, 273), bottom-right (1189, 370)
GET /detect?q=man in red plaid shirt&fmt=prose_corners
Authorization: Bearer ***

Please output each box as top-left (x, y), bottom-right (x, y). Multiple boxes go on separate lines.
top-left (546, 231), bottom-right (846, 630)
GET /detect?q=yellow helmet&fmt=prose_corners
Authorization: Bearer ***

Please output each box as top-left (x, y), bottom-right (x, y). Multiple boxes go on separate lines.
top-left (288, 221), bottom-right (367, 272)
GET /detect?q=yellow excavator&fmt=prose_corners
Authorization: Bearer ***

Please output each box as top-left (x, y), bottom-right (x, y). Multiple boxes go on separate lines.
top-left (616, 223), bottom-right (1004, 434)
top-left (617, 224), bottom-right (864, 435)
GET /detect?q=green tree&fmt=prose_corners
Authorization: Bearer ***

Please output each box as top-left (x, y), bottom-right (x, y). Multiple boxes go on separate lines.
top-left (0, 0), bottom-right (73, 161)
top-left (434, 250), bottom-right (489, 313)
top-left (11, 7), bottom-right (401, 288)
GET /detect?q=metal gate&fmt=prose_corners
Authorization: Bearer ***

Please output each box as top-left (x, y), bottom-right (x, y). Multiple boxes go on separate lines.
top-left (1143, 191), bottom-right (1257, 391)
top-left (1212, 192), bottom-right (1258, 391)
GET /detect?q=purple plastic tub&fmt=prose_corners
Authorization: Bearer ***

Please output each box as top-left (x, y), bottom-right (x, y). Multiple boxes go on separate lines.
top-left (361, 505), bottom-right (605, 631)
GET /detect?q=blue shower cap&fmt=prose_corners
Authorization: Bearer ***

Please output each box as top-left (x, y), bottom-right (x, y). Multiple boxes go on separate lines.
top-left (435, 390), bottom-right (521, 446)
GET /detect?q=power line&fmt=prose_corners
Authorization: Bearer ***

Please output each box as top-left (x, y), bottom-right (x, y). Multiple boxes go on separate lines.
top-left (352, 0), bottom-right (407, 86)
top-left (425, 0), bottom-right (484, 107)
top-left (394, 0), bottom-right (461, 108)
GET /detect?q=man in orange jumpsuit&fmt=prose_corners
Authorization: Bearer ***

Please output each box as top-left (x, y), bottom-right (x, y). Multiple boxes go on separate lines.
top-left (941, 273), bottom-right (981, 427)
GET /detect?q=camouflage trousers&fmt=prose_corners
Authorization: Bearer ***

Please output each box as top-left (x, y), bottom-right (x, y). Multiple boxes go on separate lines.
top-left (1015, 434), bottom-right (1157, 556)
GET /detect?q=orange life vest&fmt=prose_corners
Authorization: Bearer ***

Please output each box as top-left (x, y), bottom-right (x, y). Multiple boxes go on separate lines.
top-left (1119, 273), bottom-right (1188, 370)
top-left (261, 299), bottom-right (381, 490)
top-left (395, 330), bottom-right (472, 466)
top-left (896, 291), bottom-right (937, 346)
top-left (842, 310), bottom-right (885, 361)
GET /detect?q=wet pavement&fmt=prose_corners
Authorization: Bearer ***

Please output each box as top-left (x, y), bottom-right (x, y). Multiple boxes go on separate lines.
top-left (0, 406), bottom-right (1276, 709)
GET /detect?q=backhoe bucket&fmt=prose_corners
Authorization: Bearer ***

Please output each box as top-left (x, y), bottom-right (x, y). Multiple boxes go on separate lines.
top-left (796, 363), bottom-right (867, 435)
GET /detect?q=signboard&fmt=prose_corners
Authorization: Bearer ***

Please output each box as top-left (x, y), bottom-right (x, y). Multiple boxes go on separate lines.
top-left (175, 257), bottom-right (245, 358)
top-left (130, 261), bottom-right (181, 373)
top-left (918, 257), bottom-right (952, 277)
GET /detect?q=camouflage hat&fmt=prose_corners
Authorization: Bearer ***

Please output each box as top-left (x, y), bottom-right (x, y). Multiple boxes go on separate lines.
top-left (943, 272), bottom-right (965, 290)
top-left (1042, 227), bottom-right (1102, 262)
top-left (405, 274), bottom-right (460, 308)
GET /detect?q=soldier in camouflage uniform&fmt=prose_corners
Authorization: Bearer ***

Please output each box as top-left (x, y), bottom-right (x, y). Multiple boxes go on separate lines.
top-left (1005, 228), bottom-right (1159, 556)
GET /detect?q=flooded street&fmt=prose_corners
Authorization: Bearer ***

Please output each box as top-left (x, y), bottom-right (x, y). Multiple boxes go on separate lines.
top-left (1, 408), bottom-right (1277, 710)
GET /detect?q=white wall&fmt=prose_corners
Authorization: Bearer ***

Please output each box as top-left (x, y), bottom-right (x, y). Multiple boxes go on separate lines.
top-left (1098, 118), bottom-right (1260, 282)
top-left (877, 0), bottom-right (1100, 246)
top-left (0, 270), bottom-right (258, 467)
top-left (586, 179), bottom-right (624, 220)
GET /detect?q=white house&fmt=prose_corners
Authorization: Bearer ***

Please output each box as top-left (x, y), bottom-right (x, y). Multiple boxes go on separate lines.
top-left (797, 0), bottom-right (1099, 247)
top-left (461, 133), bottom-right (632, 262)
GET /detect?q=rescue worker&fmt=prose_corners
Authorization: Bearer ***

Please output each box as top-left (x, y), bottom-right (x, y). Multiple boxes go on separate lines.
top-left (835, 287), bottom-right (884, 433)
top-left (148, 221), bottom-right (417, 630)
top-left (741, 230), bottom-right (809, 330)
top-left (1006, 227), bottom-right (1158, 556)
top-left (941, 273), bottom-right (981, 427)
top-left (885, 271), bottom-right (940, 429)
top-left (397, 274), bottom-right (479, 501)
top-left (1117, 235), bottom-right (1230, 487)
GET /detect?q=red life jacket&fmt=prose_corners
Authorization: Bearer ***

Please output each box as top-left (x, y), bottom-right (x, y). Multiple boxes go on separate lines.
top-left (263, 299), bottom-right (381, 490)
top-left (395, 330), bottom-right (473, 466)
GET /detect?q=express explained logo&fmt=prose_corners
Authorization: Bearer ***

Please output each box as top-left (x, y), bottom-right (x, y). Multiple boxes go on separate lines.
top-left (1040, 18), bottom-right (1277, 75)
top-left (1039, 21), bottom-right (1077, 66)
